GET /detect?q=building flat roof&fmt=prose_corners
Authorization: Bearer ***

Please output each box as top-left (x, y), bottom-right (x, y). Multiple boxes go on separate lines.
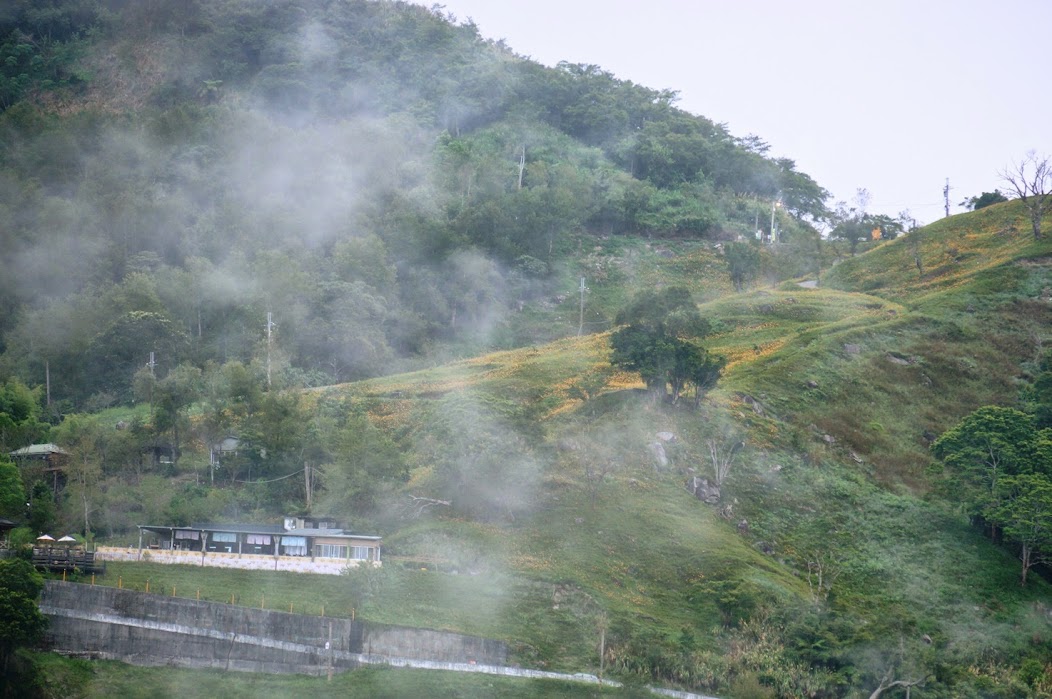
top-left (138, 523), bottom-right (380, 541)
top-left (285, 528), bottom-right (382, 541)
top-left (190, 522), bottom-right (286, 534)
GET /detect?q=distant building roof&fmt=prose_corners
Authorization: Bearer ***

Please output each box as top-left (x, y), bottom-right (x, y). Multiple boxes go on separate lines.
top-left (9, 443), bottom-right (70, 458)
top-left (285, 528), bottom-right (381, 541)
top-left (0, 518), bottom-right (17, 531)
top-left (190, 522), bottom-right (286, 535)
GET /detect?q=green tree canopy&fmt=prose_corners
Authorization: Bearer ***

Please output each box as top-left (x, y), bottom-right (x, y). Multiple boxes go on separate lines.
top-left (724, 241), bottom-right (761, 292)
top-left (0, 379), bottom-right (47, 452)
top-left (961, 190), bottom-right (1008, 211)
top-left (610, 287), bottom-right (723, 404)
top-left (932, 406), bottom-right (1043, 495)
top-left (0, 557), bottom-right (47, 684)
top-left (987, 473), bottom-right (1052, 585)
top-left (0, 457), bottom-right (25, 521)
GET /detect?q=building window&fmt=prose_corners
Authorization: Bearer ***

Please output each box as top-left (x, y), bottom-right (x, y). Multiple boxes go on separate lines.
top-left (281, 536), bottom-right (307, 556)
top-left (315, 544), bottom-right (348, 559)
top-left (351, 546), bottom-right (371, 560)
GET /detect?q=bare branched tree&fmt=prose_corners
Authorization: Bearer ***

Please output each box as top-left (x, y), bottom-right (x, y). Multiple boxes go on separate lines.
top-left (806, 550), bottom-right (843, 604)
top-left (1001, 151), bottom-right (1052, 239)
top-left (868, 671), bottom-right (926, 699)
top-left (707, 437), bottom-right (744, 487)
top-left (405, 495), bottom-right (452, 518)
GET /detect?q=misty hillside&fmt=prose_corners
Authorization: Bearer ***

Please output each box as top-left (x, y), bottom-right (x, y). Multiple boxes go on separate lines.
top-left (0, 0), bottom-right (826, 407)
top-left (3, 2), bottom-right (1052, 698)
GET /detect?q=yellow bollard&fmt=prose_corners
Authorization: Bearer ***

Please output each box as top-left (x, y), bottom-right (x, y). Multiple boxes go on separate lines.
top-left (261, 592), bottom-right (265, 609)
top-left (62, 569), bottom-right (66, 582)
top-left (231, 593), bottom-right (235, 605)
top-left (321, 605), bottom-right (324, 617)
top-left (145, 579), bottom-right (149, 593)
top-left (197, 589), bottom-right (200, 601)
top-left (352, 607), bottom-right (355, 621)
top-left (118, 576), bottom-right (123, 589)
top-left (289, 602), bottom-right (293, 613)
top-left (172, 586), bottom-right (176, 597)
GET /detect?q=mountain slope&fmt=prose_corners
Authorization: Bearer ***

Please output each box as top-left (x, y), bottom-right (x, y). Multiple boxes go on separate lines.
top-left (283, 202), bottom-right (1052, 695)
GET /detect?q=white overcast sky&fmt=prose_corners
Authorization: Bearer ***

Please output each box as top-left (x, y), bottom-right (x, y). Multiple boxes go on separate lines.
top-left (423, 0), bottom-right (1052, 224)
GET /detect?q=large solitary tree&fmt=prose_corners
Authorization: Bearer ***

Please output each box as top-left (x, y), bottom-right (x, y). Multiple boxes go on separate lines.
top-left (610, 287), bottom-right (724, 404)
top-left (1001, 151), bottom-right (1051, 240)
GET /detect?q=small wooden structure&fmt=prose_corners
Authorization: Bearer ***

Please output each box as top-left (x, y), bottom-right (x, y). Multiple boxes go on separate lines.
top-left (9, 443), bottom-right (70, 498)
top-left (31, 548), bottom-right (105, 574)
top-left (31, 534), bottom-right (105, 574)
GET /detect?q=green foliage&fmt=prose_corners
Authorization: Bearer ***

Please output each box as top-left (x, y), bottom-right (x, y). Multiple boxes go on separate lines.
top-left (724, 240), bottom-right (761, 291)
top-left (0, 456), bottom-right (25, 520)
top-left (962, 190), bottom-right (1009, 211)
top-left (0, 378), bottom-right (47, 451)
top-left (0, 558), bottom-right (47, 692)
top-left (316, 409), bottom-right (406, 515)
top-left (0, 558), bottom-right (42, 600)
top-left (0, 4), bottom-right (93, 110)
top-left (931, 406), bottom-right (1044, 519)
top-left (610, 287), bottom-right (723, 403)
top-left (25, 483), bottom-right (54, 535)
top-left (987, 473), bottom-right (1052, 585)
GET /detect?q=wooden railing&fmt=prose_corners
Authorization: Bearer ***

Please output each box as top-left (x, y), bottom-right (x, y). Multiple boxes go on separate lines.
top-left (31, 548), bottom-right (106, 574)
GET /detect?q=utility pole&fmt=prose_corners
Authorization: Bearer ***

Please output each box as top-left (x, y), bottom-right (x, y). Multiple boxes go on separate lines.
top-left (517, 144), bottom-right (526, 190)
top-left (265, 311), bottom-right (276, 390)
top-left (146, 352), bottom-right (157, 411)
top-left (943, 178), bottom-right (951, 218)
top-left (577, 277), bottom-right (587, 336)
top-left (770, 198), bottom-right (780, 243)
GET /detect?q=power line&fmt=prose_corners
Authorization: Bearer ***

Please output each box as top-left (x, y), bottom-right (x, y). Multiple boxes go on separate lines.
top-left (232, 468), bottom-right (305, 484)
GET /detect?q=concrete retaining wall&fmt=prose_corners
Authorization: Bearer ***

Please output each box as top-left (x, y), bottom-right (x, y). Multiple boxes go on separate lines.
top-left (41, 581), bottom-right (506, 674)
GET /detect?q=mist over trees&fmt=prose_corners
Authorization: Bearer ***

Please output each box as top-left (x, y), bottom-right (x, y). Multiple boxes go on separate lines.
top-left (0, 0), bottom-right (828, 411)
